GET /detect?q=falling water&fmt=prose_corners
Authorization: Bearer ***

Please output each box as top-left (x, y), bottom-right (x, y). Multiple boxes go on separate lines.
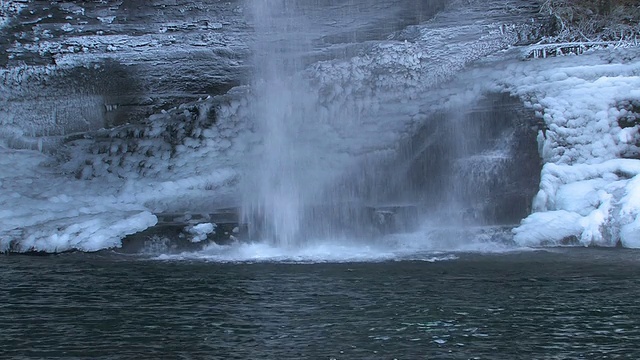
top-left (240, 1), bottom-right (541, 249)
top-left (242, 0), bottom-right (386, 247)
top-left (242, 0), bottom-right (317, 247)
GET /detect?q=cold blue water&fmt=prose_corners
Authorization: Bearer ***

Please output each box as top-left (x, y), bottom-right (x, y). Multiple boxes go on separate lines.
top-left (2, 248), bottom-right (640, 359)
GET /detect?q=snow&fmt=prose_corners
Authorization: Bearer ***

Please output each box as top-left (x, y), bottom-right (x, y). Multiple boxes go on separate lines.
top-left (0, 1), bottom-right (27, 30)
top-left (0, 134), bottom-right (240, 253)
top-left (0, 146), bottom-right (157, 252)
top-left (620, 218), bottom-right (640, 248)
top-left (0, 86), bottom-right (244, 253)
top-left (513, 211), bottom-right (585, 247)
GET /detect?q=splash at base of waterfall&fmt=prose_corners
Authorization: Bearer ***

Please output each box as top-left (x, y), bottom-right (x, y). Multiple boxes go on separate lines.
top-left (151, 225), bottom-right (527, 263)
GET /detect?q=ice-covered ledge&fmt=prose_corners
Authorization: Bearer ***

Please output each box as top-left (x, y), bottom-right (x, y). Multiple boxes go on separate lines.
top-left (514, 159), bottom-right (640, 247)
top-left (496, 47), bottom-right (640, 247)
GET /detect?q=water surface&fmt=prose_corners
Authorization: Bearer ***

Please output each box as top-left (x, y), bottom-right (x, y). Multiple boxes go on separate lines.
top-left (2, 248), bottom-right (639, 359)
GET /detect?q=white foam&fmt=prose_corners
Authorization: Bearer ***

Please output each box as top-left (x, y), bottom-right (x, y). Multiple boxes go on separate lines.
top-left (152, 226), bottom-right (533, 263)
top-left (154, 240), bottom-right (459, 263)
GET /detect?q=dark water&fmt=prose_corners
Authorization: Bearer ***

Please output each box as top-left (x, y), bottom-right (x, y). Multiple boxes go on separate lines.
top-left (2, 248), bottom-right (640, 359)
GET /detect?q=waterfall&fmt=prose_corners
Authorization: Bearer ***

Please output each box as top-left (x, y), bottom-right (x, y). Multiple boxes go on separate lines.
top-left (241, 0), bottom-right (380, 247)
top-left (238, 0), bottom-right (542, 249)
top-left (242, 0), bottom-right (316, 247)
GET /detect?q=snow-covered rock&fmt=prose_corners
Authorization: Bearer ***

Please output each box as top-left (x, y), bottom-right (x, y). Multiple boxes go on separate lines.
top-left (0, 146), bottom-right (158, 253)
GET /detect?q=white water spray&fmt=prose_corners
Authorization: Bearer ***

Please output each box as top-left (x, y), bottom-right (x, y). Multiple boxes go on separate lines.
top-left (239, 0), bottom-right (535, 251)
top-left (242, 0), bottom-right (320, 247)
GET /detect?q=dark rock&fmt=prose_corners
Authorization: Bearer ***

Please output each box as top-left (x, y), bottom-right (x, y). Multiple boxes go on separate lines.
top-left (381, 93), bottom-right (542, 226)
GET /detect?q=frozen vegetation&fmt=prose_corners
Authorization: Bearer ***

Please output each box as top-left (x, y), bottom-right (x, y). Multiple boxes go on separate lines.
top-left (1, 0), bottom-right (640, 252)
top-left (540, 0), bottom-right (640, 43)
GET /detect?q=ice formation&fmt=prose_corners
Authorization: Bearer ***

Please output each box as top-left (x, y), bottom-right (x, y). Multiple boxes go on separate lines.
top-left (186, 223), bottom-right (216, 243)
top-left (0, 1), bottom-right (27, 29)
top-left (497, 48), bottom-right (640, 247)
top-left (2, 0), bottom-right (640, 252)
top-left (0, 146), bottom-right (157, 252)
top-left (0, 93), bottom-right (243, 252)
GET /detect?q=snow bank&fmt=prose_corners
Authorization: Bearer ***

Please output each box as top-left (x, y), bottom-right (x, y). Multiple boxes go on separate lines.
top-left (513, 160), bottom-right (640, 247)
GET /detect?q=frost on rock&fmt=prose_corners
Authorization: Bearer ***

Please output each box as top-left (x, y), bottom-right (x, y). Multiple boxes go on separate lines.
top-left (59, 91), bottom-right (247, 213)
top-left (0, 1), bottom-right (27, 29)
top-left (308, 17), bottom-right (536, 109)
top-left (0, 146), bottom-right (158, 253)
top-left (0, 89), bottom-right (247, 253)
top-left (503, 48), bottom-right (640, 248)
top-left (246, 5), bottom-right (544, 170)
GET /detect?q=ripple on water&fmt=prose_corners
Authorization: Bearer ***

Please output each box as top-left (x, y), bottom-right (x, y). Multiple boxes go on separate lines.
top-left (2, 248), bottom-right (640, 359)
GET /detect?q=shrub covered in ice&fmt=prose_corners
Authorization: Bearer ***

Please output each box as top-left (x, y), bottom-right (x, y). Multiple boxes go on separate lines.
top-left (540, 0), bottom-right (640, 43)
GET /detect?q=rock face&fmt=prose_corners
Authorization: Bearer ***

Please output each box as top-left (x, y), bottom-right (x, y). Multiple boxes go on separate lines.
top-left (393, 93), bottom-right (541, 226)
top-left (1, 0), bottom-right (250, 149)
top-left (0, 1), bottom-right (458, 145)
top-left (1, 0), bottom-right (555, 253)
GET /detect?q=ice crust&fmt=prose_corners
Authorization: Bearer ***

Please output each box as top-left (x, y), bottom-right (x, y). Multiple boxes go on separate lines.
top-left (497, 49), bottom-right (640, 247)
top-left (0, 147), bottom-right (157, 252)
top-left (2, 1), bottom-right (640, 251)
top-left (186, 223), bottom-right (216, 243)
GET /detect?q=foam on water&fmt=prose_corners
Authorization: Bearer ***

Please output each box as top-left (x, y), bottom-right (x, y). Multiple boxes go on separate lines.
top-left (154, 240), bottom-right (458, 263)
top-left (152, 227), bottom-right (532, 263)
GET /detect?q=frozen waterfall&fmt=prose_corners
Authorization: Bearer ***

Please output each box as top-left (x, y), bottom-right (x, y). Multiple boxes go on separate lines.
top-left (1, 0), bottom-right (640, 254)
